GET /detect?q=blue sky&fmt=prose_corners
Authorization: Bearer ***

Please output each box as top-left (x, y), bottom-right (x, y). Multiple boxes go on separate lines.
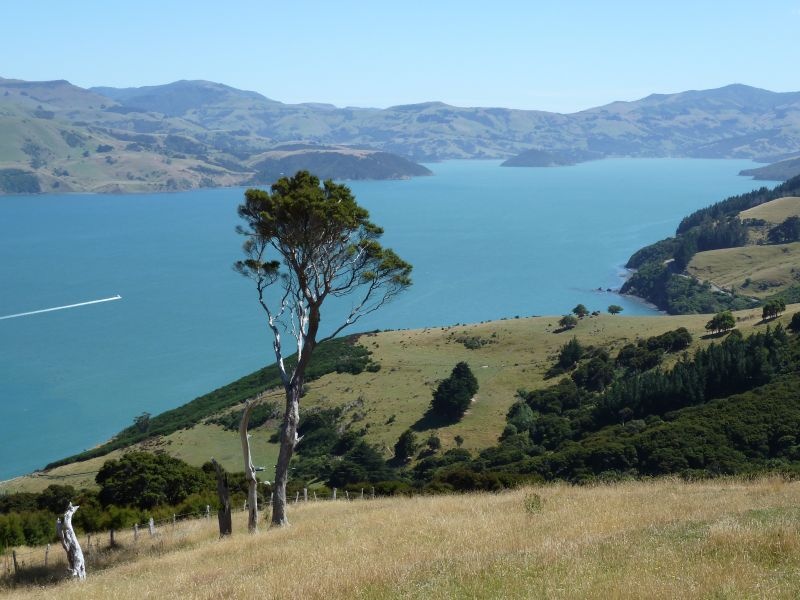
top-left (2, 1), bottom-right (799, 113)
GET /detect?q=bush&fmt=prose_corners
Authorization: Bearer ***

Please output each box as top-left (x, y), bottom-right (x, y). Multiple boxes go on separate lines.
top-left (558, 315), bottom-right (578, 330)
top-left (393, 429), bottom-right (418, 463)
top-left (523, 493), bottom-right (543, 514)
top-left (557, 337), bottom-right (583, 370)
top-left (787, 312), bottom-right (800, 333)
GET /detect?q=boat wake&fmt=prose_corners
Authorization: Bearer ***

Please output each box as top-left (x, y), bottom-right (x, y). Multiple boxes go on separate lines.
top-left (0, 295), bottom-right (122, 320)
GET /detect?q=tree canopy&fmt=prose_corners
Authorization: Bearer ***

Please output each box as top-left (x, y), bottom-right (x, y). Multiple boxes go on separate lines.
top-left (236, 171), bottom-right (412, 380)
top-left (430, 362), bottom-right (479, 420)
top-left (705, 310), bottom-right (736, 334)
top-left (559, 315), bottom-right (578, 330)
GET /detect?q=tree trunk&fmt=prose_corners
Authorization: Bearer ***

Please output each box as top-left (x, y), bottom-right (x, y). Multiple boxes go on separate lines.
top-left (211, 459), bottom-right (232, 536)
top-left (240, 400), bottom-right (259, 533)
top-left (271, 381), bottom-right (302, 526)
top-left (58, 503), bottom-right (86, 579)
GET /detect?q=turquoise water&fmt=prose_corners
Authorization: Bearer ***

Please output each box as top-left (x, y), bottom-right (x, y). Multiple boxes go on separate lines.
top-left (0, 159), bottom-right (768, 479)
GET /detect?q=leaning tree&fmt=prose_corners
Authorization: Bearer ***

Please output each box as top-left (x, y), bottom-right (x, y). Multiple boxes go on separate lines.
top-left (235, 171), bottom-right (412, 526)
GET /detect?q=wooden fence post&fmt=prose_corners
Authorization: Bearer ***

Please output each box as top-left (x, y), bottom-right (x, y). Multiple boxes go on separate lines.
top-left (205, 505), bottom-right (211, 519)
top-left (149, 517), bottom-right (155, 536)
top-left (133, 523), bottom-right (139, 541)
top-left (45, 544), bottom-right (50, 567)
top-left (303, 488), bottom-right (308, 502)
top-left (12, 550), bottom-right (18, 575)
top-left (360, 488), bottom-right (364, 500)
top-left (371, 486), bottom-right (375, 499)
top-left (212, 459), bottom-right (233, 537)
top-left (172, 514), bottom-right (176, 527)
top-left (333, 488), bottom-right (337, 500)
top-left (313, 491), bottom-right (317, 501)
top-left (345, 490), bottom-right (350, 501)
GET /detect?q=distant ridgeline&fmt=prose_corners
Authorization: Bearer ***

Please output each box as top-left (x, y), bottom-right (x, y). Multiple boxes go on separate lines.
top-left (621, 174), bottom-right (800, 314)
top-left (740, 156), bottom-right (800, 181)
top-left (4, 77), bottom-right (800, 193)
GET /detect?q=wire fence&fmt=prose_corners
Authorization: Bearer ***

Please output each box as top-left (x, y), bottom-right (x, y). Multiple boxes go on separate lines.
top-left (1, 485), bottom-right (377, 583)
top-left (2, 506), bottom-right (215, 580)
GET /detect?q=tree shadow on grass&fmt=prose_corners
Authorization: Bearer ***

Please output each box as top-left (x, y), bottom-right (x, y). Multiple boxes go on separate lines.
top-left (409, 410), bottom-right (457, 433)
top-left (700, 330), bottom-right (733, 340)
top-left (552, 326), bottom-right (577, 334)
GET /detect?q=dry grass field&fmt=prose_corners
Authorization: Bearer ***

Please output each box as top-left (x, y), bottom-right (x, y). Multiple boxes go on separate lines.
top-left (5, 477), bottom-right (800, 599)
top-left (740, 196), bottom-right (800, 224)
top-left (3, 306), bottom-right (798, 495)
top-left (688, 242), bottom-right (800, 298)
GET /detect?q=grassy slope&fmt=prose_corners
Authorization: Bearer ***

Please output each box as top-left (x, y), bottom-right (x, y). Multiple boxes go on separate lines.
top-left (688, 242), bottom-right (800, 298)
top-left (5, 477), bottom-right (800, 598)
top-left (740, 196), bottom-right (800, 223)
top-left (685, 196), bottom-right (800, 298)
top-left (5, 306), bottom-right (797, 495)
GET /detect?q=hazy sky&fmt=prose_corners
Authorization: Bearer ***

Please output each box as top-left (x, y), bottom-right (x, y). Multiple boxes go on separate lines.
top-left (2, 1), bottom-right (799, 113)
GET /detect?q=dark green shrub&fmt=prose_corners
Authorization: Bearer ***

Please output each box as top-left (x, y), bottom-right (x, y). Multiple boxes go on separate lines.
top-left (430, 362), bottom-right (479, 420)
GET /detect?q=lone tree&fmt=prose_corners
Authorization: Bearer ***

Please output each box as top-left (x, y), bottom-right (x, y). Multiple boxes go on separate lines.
top-left (607, 304), bottom-right (623, 315)
top-left (705, 310), bottom-right (736, 334)
top-left (430, 362), bottom-right (479, 420)
top-left (762, 299), bottom-right (786, 321)
top-left (572, 304), bottom-right (589, 318)
top-left (235, 171), bottom-right (412, 526)
top-left (558, 314), bottom-right (578, 330)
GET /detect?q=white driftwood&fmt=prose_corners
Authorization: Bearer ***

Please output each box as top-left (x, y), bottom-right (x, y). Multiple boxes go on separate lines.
top-left (240, 400), bottom-right (259, 533)
top-left (58, 503), bottom-right (86, 579)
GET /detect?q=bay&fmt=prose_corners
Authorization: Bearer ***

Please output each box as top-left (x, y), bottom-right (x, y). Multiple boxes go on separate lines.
top-left (0, 159), bottom-right (768, 479)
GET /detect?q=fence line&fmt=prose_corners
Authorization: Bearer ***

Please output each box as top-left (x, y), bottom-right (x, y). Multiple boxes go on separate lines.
top-left (1, 485), bottom-right (377, 580)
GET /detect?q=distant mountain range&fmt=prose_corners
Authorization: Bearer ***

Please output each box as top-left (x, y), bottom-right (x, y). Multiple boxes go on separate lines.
top-left (1, 77), bottom-right (800, 194)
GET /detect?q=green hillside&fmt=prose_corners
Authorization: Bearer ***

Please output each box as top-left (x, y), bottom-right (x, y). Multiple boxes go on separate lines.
top-left (622, 176), bottom-right (800, 313)
top-left (3, 304), bottom-right (797, 496)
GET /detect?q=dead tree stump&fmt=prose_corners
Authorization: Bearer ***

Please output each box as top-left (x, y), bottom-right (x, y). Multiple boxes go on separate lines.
top-left (57, 503), bottom-right (86, 580)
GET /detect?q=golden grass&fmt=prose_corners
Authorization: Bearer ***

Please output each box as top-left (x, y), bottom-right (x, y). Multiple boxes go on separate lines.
top-left (5, 477), bottom-right (800, 598)
top-left (740, 196), bottom-right (800, 224)
top-left (688, 243), bottom-right (800, 298)
top-left (4, 307), bottom-right (799, 495)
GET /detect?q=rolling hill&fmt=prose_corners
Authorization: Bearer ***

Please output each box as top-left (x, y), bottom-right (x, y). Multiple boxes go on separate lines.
top-left (0, 78), bottom-right (430, 194)
top-left (3, 304), bottom-right (796, 495)
top-left (3, 77), bottom-right (800, 193)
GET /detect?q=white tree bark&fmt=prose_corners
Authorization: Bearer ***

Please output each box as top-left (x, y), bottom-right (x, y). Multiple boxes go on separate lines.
top-left (240, 400), bottom-right (259, 533)
top-left (58, 503), bottom-right (86, 579)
